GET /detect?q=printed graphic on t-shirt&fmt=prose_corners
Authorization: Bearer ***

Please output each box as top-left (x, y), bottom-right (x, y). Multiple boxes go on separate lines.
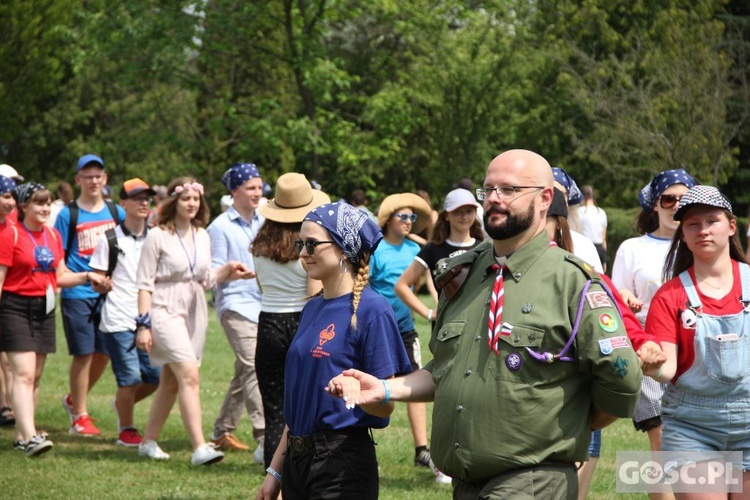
top-left (76, 220), bottom-right (117, 257)
top-left (312, 323), bottom-right (336, 358)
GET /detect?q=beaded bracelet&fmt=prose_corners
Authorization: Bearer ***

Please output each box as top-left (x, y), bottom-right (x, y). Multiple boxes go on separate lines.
top-left (135, 312), bottom-right (152, 330)
top-left (266, 466), bottom-right (282, 484)
top-left (379, 379), bottom-right (391, 405)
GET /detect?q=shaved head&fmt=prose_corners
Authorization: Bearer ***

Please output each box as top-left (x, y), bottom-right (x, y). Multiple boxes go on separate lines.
top-left (487, 149), bottom-right (554, 188)
top-left (482, 149), bottom-right (554, 254)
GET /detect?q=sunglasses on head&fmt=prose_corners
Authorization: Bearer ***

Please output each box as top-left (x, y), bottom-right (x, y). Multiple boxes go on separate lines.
top-left (294, 240), bottom-right (335, 255)
top-left (392, 213), bottom-right (417, 223)
top-left (659, 194), bottom-right (682, 209)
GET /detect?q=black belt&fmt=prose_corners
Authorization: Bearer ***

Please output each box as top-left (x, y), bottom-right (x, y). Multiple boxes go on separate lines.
top-left (287, 427), bottom-right (370, 453)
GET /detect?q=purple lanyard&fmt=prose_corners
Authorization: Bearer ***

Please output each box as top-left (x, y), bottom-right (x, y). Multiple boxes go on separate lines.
top-left (22, 224), bottom-right (55, 273)
top-left (178, 227), bottom-right (197, 276)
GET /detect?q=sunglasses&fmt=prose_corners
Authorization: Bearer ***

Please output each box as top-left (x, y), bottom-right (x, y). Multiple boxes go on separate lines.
top-left (294, 240), bottom-right (336, 255)
top-left (392, 213), bottom-right (417, 223)
top-left (659, 194), bottom-right (682, 209)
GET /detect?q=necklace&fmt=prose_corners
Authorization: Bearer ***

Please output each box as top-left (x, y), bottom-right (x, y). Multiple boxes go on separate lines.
top-left (696, 274), bottom-right (729, 290)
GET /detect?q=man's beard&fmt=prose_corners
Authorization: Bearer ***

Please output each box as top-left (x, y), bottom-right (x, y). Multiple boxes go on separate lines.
top-left (483, 202), bottom-right (535, 240)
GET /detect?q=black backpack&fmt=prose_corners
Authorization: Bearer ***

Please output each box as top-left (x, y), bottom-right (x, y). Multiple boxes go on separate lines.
top-left (64, 200), bottom-right (121, 263)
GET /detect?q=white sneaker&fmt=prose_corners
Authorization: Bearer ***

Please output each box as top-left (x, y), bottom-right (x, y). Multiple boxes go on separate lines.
top-left (25, 435), bottom-right (54, 457)
top-left (191, 443), bottom-right (224, 466)
top-left (138, 439), bottom-right (170, 460)
top-left (253, 443), bottom-right (264, 465)
top-left (429, 458), bottom-right (452, 485)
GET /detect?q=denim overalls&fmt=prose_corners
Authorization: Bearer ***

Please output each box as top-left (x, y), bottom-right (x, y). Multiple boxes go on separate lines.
top-left (661, 263), bottom-right (750, 468)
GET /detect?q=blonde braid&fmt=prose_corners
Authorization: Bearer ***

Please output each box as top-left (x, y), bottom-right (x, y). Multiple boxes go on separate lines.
top-left (350, 254), bottom-right (371, 330)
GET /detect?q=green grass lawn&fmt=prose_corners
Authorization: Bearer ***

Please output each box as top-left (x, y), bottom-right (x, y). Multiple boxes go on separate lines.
top-left (0, 301), bottom-right (650, 498)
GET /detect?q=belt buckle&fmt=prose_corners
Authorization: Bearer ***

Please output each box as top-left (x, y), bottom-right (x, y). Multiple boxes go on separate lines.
top-left (291, 436), bottom-right (305, 452)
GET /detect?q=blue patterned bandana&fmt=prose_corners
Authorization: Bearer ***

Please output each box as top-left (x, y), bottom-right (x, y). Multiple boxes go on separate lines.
top-left (552, 167), bottom-right (583, 205)
top-left (0, 175), bottom-right (16, 194)
top-left (220, 163), bottom-right (261, 192)
top-left (638, 169), bottom-right (697, 209)
top-left (13, 182), bottom-right (45, 204)
top-left (304, 202), bottom-right (383, 263)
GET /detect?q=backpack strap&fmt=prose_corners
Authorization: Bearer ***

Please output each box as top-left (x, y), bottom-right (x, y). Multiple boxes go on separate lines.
top-left (105, 227), bottom-right (119, 277)
top-left (105, 200), bottom-right (121, 225)
top-left (65, 200), bottom-right (79, 263)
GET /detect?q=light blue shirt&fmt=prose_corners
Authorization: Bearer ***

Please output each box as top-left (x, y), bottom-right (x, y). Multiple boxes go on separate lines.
top-left (207, 206), bottom-right (263, 323)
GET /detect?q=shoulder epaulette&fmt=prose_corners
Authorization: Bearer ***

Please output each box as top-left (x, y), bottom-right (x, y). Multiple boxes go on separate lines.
top-left (563, 253), bottom-right (602, 282)
top-left (435, 239), bottom-right (491, 300)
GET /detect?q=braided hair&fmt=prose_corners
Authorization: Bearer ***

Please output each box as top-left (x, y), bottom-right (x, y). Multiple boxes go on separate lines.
top-left (350, 252), bottom-right (372, 330)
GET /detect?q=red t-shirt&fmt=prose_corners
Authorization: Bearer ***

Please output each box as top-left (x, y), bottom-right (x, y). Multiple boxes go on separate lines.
top-left (600, 273), bottom-right (655, 351)
top-left (645, 260), bottom-right (743, 383)
top-left (0, 224), bottom-right (63, 295)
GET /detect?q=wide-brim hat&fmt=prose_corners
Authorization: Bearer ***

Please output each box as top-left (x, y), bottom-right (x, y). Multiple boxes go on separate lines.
top-left (258, 172), bottom-right (331, 223)
top-left (377, 193), bottom-right (432, 234)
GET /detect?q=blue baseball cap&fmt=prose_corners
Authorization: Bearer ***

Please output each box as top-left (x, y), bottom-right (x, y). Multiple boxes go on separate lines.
top-left (76, 154), bottom-right (105, 171)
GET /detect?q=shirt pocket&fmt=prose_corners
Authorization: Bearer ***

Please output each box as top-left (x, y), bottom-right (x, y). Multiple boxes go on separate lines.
top-left (704, 334), bottom-right (750, 385)
top-left (431, 321), bottom-right (465, 379)
top-left (488, 324), bottom-right (546, 381)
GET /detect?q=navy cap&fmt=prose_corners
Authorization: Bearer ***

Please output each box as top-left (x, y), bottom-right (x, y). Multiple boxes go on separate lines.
top-left (76, 154), bottom-right (105, 171)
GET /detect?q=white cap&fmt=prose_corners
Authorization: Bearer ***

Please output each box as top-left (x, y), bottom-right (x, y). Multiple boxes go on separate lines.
top-left (444, 188), bottom-right (479, 212)
top-left (0, 164), bottom-right (23, 181)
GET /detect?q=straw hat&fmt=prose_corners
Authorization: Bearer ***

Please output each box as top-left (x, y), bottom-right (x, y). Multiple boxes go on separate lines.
top-left (377, 193), bottom-right (432, 234)
top-left (258, 173), bottom-right (331, 223)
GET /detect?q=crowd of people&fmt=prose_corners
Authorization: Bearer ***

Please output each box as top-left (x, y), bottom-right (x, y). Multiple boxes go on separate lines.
top-left (0, 150), bottom-right (748, 499)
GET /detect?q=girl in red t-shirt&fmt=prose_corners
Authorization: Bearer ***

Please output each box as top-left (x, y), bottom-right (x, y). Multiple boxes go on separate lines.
top-left (646, 186), bottom-right (750, 497)
top-left (0, 183), bottom-right (107, 456)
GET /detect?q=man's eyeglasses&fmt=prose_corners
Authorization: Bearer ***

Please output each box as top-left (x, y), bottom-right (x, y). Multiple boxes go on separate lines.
top-left (392, 213), bottom-right (417, 223)
top-left (294, 240), bottom-right (336, 255)
top-left (130, 197), bottom-right (153, 204)
top-left (79, 175), bottom-right (104, 182)
top-left (476, 186), bottom-right (544, 201)
top-left (659, 194), bottom-right (682, 209)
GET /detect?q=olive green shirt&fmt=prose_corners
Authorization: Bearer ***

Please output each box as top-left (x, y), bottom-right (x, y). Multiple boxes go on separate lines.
top-left (425, 233), bottom-right (641, 482)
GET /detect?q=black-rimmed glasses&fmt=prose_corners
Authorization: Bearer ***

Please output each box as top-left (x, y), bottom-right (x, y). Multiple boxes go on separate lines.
top-left (294, 240), bottom-right (336, 254)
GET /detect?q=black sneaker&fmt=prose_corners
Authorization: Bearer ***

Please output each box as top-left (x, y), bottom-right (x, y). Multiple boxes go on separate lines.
top-left (415, 449), bottom-right (431, 467)
top-left (13, 439), bottom-right (26, 451)
top-left (24, 435), bottom-right (53, 457)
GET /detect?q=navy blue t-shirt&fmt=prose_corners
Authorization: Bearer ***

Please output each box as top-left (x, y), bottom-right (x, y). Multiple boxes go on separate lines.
top-left (284, 287), bottom-right (413, 436)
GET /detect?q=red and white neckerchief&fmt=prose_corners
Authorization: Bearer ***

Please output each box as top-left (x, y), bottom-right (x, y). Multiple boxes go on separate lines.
top-left (487, 264), bottom-right (512, 354)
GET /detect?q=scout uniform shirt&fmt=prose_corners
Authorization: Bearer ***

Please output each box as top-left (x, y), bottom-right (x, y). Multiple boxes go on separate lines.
top-left (426, 233), bottom-right (641, 482)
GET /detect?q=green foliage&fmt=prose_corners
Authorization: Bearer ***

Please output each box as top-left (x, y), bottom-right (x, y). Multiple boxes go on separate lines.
top-left (0, 0), bottom-right (747, 209)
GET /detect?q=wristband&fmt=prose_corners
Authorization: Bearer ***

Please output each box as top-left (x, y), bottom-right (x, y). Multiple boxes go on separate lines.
top-left (427, 309), bottom-right (433, 322)
top-left (86, 271), bottom-right (91, 283)
top-left (266, 466), bottom-right (282, 484)
top-left (380, 379), bottom-right (391, 405)
top-left (135, 312), bottom-right (152, 330)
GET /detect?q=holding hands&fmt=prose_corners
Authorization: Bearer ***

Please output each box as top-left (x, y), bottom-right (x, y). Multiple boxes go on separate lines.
top-left (89, 273), bottom-right (112, 294)
top-left (618, 288), bottom-right (644, 313)
top-left (636, 340), bottom-right (667, 377)
top-left (325, 369), bottom-right (385, 407)
top-left (222, 261), bottom-right (256, 282)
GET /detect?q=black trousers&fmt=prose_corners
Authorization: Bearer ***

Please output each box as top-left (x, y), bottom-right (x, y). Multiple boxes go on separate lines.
top-left (283, 428), bottom-right (378, 500)
top-left (255, 311), bottom-right (301, 467)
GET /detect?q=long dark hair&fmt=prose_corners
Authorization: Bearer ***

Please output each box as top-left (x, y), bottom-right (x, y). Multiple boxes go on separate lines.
top-left (662, 208), bottom-right (747, 282)
top-left (157, 176), bottom-right (210, 231)
top-left (430, 209), bottom-right (484, 245)
top-left (636, 209), bottom-right (659, 235)
top-left (549, 215), bottom-right (574, 252)
top-left (251, 219), bottom-right (301, 263)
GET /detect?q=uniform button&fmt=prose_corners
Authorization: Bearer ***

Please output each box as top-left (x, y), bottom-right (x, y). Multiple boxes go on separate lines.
top-left (514, 272), bottom-right (522, 279)
top-left (456, 405), bottom-right (463, 412)
top-left (514, 336), bottom-right (520, 344)
top-left (454, 442), bottom-right (460, 449)
top-left (529, 333), bottom-right (536, 341)
top-left (441, 331), bottom-right (447, 338)
top-left (474, 335), bottom-right (481, 341)
top-left (464, 369), bottom-right (472, 376)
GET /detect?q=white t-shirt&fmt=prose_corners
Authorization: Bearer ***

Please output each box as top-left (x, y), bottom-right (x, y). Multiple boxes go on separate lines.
top-left (611, 234), bottom-right (671, 325)
top-left (570, 230), bottom-right (604, 273)
top-left (89, 225), bottom-right (148, 332)
top-left (577, 205), bottom-right (607, 244)
top-left (254, 255), bottom-right (309, 313)
top-left (46, 199), bottom-right (66, 228)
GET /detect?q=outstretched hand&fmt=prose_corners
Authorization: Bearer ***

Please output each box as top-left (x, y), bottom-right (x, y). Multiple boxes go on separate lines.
top-left (637, 340), bottom-right (667, 375)
top-left (226, 261), bottom-right (256, 281)
top-left (619, 288), bottom-right (644, 313)
top-left (325, 369), bottom-right (385, 407)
